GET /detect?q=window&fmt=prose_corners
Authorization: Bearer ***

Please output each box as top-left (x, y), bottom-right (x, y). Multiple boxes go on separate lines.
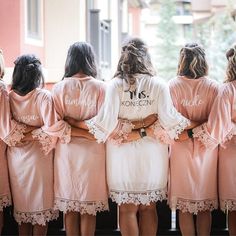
top-left (25, 0), bottom-right (43, 45)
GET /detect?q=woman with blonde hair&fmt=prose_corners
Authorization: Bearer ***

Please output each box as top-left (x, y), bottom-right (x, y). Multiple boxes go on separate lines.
top-left (80, 37), bottom-right (191, 236)
top-left (168, 43), bottom-right (219, 236)
top-left (0, 50), bottom-right (27, 235)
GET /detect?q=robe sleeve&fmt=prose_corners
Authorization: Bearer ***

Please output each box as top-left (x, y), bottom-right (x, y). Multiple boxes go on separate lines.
top-left (157, 82), bottom-right (190, 139)
top-left (0, 83), bottom-right (26, 146)
top-left (86, 80), bottom-right (134, 144)
top-left (32, 91), bottom-right (71, 154)
top-left (193, 87), bottom-right (233, 148)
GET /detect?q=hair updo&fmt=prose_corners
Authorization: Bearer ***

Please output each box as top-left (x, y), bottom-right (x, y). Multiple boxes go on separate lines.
top-left (177, 43), bottom-right (208, 79)
top-left (11, 54), bottom-right (44, 95)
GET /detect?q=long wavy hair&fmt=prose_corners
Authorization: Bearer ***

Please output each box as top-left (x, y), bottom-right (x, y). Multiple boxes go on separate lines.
top-left (225, 45), bottom-right (236, 83)
top-left (63, 42), bottom-right (97, 79)
top-left (11, 54), bottom-right (44, 95)
top-left (0, 50), bottom-right (5, 79)
top-left (114, 37), bottom-right (155, 90)
top-left (177, 43), bottom-right (208, 79)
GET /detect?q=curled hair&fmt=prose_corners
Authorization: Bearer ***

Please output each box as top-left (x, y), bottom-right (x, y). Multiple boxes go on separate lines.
top-left (12, 54), bottom-right (44, 95)
top-left (114, 37), bottom-right (155, 89)
top-left (177, 43), bottom-right (208, 79)
top-left (63, 42), bottom-right (97, 79)
top-left (0, 50), bottom-right (5, 79)
top-left (225, 45), bottom-right (236, 83)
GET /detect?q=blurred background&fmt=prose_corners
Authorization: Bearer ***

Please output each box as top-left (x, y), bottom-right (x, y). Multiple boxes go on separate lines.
top-left (0, 0), bottom-right (236, 85)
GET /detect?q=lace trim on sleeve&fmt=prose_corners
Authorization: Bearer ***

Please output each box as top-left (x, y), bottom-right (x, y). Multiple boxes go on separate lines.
top-left (150, 121), bottom-right (172, 144)
top-left (32, 128), bottom-right (56, 154)
top-left (167, 117), bottom-right (190, 140)
top-left (109, 120), bottom-right (135, 145)
top-left (192, 123), bottom-right (218, 148)
top-left (85, 119), bottom-right (109, 143)
top-left (3, 122), bottom-right (26, 146)
top-left (0, 195), bottom-right (11, 211)
top-left (60, 123), bottom-right (71, 144)
top-left (220, 199), bottom-right (236, 212)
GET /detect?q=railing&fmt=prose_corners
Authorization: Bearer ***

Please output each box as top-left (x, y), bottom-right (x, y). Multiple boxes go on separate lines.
top-left (2, 200), bottom-right (229, 235)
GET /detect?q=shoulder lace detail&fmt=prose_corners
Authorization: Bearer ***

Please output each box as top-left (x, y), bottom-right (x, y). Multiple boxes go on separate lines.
top-left (192, 123), bottom-right (218, 149)
top-left (86, 119), bottom-right (108, 143)
top-left (168, 118), bottom-right (190, 140)
top-left (110, 189), bottom-right (167, 205)
top-left (60, 123), bottom-right (71, 144)
top-left (109, 120), bottom-right (135, 145)
top-left (0, 195), bottom-right (11, 211)
top-left (150, 121), bottom-right (172, 144)
top-left (54, 198), bottom-right (109, 215)
top-left (169, 197), bottom-right (218, 214)
top-left (220, 199), bottom-right (236, 212)
top-left (3, 122), bottom-right (26, 146)
top-left (14, 209), bottom-right (59, 225)
top-left (32, 128), bottom-right (56, 154)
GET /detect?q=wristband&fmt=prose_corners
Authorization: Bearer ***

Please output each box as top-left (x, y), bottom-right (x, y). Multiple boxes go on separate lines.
top-left (139, 128), bottom-right (147, 138)
top-left (187, 129), bottom-right (193, 138)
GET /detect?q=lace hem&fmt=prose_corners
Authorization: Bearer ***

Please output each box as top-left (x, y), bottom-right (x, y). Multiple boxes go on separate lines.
top-left (54, 198), bottom-right (109, 215)
top-left (220, 199), bottom-right (236, 211)
top-left (193, 123), bottom-right (218, 149)
top-left (32, 128), bottom-right (54, 154)
top-left (0, 195), bottom-right (11, 211)
top-left (109, 120), bottom-right (135, 145)
top-left (3, 122), bottom-right (26, 146)
top-left (110, 189), bottom-right (167, 205)
top-left (14, 209), bottom-right (59, 225)
top-left (151, 121), bottom-right (172, 144)
top-left (168, 118), bottom-right (190, 140)
top-left (169, 197), bottom-right (218, 214)
top-left (86, 119), bottom-right (108, 143)
top-left (60, 123), bottom-right (71, 144)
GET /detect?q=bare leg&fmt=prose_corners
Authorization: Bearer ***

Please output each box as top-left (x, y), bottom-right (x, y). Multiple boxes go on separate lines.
top-left (139, 203), bottom-right (157, 236)
top-left (80, 214), bottom-right (96, 236)
top-left (228, 211), bottom-right (236, 236)
top-left (33, 223), bottom-right (48, 236)
top-left (179, 211), bottom-right (195, 236)
top-left (19, 223), bottom-right (33, 236)
top-left (119, 203), bottom-right (139, 236)
top-left (65, 212), bottom-right (80, 236)
top-left (196, 210), bottom-right (211, 236)
top-left (0, 212), bottom-right (3, 236)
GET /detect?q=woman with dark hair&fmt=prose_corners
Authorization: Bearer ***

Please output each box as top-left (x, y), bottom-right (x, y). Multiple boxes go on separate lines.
top-left (0, 50), bottom-right (28, 235)
top-left (82, 37), bottom-right (191, 236)
top-left (190, 45), bottom-right (236, 236)
top-left (7, 54), bottom-right (70, 236)
top-left (168, 43), bottom-right (219, 236)
top-left (52, 42), bottom-right (108, 236)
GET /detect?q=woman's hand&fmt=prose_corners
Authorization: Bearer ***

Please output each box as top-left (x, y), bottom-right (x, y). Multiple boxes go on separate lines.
top-left (176, 130), bottom-right (189, 142)
top-left (71, 127), bottom-right (95, 140)
top-left (132, 114), bottom-right (158, 130)
top-left (65, 117), bottom-right (88, 130)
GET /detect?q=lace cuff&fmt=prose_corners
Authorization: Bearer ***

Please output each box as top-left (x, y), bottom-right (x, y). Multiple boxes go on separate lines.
top-left (0, 195), bottom-right (11, 211)
top-left (169, 197), bottom-right (218, 214)
top-left (110, 188), bottom-right (167, 205)
top-left (167, 118), bottom-right (190, 140)
top-left (14, 209), bottom-right (59, 226)
top-left (109, 120), bottom-right (135, 145)
top-left (192, 123), bottom-right (218, 149)
top-left (54, 198), bottom-right (109, 215)
top-left (32, 128), bottom-right (56, 154)
top-left (220, 199), bottom-right (236, 212)
top-left (60, 123), bottom-right (71, 144)
top-left (3, 122), bottom-right (26, 146)
top-left (151, 121), bottom-right (172, 144)
top-left (86, 119), bottom-right (108, 143)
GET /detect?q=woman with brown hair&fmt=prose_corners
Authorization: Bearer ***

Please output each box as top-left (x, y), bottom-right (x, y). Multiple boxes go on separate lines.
top-left (191, 45), bottom-right (236, 235)
top-left (168, 43), bottom-right (219, 236)
top-left (83, 37), bottom-right (190, 236)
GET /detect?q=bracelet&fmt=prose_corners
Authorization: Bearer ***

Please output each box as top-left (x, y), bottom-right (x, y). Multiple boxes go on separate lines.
top-left (142, 119), bottom-right (146, 128)
top-left (187, 129), bottom-right (193, 138)
top-left (139, 128), bottom-right (147, 138)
